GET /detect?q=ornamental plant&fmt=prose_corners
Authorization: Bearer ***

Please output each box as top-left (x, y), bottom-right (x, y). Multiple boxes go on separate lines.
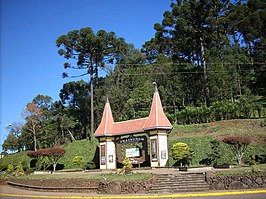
top-left (27, 147), bottom-right (66, 172)
top-left (15, 162), bottom-right (25, 176)
top-left (72, 156), bottom-right (85, 170)
top-left (222, 135), bottom-right (252, 165)
top-left (7, 164), bottom-right (14, 173)
top-left (171, 142), bottom-right (192, 167)
top-left (117, 157), bottom-right (133, 175)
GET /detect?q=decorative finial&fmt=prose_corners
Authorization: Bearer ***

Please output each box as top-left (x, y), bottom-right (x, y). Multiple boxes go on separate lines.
top-left (153, 82), bottom-right (158, 92)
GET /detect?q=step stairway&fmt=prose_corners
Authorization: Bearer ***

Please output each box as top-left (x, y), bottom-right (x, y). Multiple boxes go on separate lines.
top-left (149, 172), bottom-right (209, 193)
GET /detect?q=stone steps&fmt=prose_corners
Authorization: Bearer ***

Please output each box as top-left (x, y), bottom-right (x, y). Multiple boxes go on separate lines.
top-left (149, 172), bottom-right (209, 193)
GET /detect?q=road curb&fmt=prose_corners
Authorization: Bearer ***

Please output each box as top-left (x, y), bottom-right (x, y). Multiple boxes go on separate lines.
top-left (1, 185), bottom-right (266, 199)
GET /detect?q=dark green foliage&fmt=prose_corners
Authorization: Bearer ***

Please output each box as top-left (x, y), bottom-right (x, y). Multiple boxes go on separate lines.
top-left (59, 80), bottom-right (90, 139)
top-left (27, 147), bottom-right (66, 172)
top-left (85, 161), bottom-right (96, 170)
top-left (58, 139), bottom-right (99, 169)
top-left (173, 97), bottom-right (265, 125)
top-left (0, 151), bottom-right (31, 171)
top-left (202, 140), bottom-right (222, 166)
top-left (222, 135), bottom-right (253, 165)
top-left (168, 136), bottom-right (264, 166)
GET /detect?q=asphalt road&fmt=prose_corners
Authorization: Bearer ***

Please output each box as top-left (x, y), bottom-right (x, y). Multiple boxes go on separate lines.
top-left (0, 185), bottom-right (266, 199)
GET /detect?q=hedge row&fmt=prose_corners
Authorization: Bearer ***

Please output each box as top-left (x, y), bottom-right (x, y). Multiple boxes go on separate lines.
top-left (167, 97), bottom-right (266, 125)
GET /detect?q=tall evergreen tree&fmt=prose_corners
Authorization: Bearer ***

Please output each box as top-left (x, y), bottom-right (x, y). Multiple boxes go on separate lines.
top-left (56, 27), bottom-right (130, 137)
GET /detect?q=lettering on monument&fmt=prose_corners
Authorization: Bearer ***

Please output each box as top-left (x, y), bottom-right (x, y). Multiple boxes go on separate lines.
top-left (116, 135), bottom-right (147, 164)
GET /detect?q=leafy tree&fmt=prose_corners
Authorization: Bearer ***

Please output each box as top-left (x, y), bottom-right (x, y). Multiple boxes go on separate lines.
top-left (143, 0), bottom-right (231, 106)
top-left (27, 150), bottom-right (50, 171)
top-left (2, 132), bottom-right (18, 152)
top-left (172, 142), bottom-right (192, 166)
top-left (44, 147), bottom-right (66, 173)
top-left (56, 27), bottom-right (130, 137)
top-left (59, 80), bottom-right (90, 139)
top-left (2, 122), bottom-right (23, 152)
top-left (222, 135), bottom-right (252, 165)
top-left (27, 147), bottom-right (66, 172)
top-left (33, 95), bottom-right (53, 111)
top-left (208, 140), bottom-right (222, 166)
top-left (21, 102), bottom-right (43, 151)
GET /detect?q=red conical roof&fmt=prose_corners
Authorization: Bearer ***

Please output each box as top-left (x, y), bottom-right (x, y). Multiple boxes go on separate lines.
top-left (95, 98), bottom-right (114, 136)
top-left (143, 86), bottom-right (173, 130)
top-left (95, 84), bottom-right (172, 137)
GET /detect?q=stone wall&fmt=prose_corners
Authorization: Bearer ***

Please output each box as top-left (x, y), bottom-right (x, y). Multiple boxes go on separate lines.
top-left (98, 180), bottom-right (153, 194)
top-left (206, 174), bottom-right (266, 190)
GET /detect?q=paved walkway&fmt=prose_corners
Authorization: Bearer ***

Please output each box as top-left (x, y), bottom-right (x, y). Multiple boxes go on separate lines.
top-left (81, 167), bottom-right (214, 175)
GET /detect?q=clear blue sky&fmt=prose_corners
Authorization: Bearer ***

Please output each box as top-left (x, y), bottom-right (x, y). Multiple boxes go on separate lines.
top-left (0, 0), bottom-right (170, 151)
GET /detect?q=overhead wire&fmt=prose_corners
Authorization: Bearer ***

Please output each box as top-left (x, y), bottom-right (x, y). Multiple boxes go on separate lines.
top-left (1, 62), bottom-right (265, 79)
top-left (1, 0), bottom-right (107, 33)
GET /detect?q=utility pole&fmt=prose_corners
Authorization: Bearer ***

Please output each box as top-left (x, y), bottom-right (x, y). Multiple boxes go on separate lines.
top-left (89, 65), bottom-right (94, 137)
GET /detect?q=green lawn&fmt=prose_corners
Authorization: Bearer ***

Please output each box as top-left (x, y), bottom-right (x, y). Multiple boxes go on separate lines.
top-left (215, 164), bottom-right (266, 176)
top-left (0, 171), bottom-right (153, 182)
top-left (1, 119), bottom-right (265, 170)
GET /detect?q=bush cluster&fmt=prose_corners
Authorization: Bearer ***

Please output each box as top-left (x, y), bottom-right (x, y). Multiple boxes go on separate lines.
top-left (169, 97), bottom-right (265, 125)
top-left (169, 136), bottom-right (265, 167)
top-left (27, 147), bottom-right (66, 172)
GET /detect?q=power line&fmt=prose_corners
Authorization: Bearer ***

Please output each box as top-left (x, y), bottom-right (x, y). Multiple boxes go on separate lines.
top-left (115, 62), bottom-right (266, 66)
top-left (1, 62), bottom-right (265, 68)
top-left (1, 69), bottom-right (265, 80)
top-left (117, 69), bottom-right (266, 76)
top-left (1, 0), bottom-right (107, 33)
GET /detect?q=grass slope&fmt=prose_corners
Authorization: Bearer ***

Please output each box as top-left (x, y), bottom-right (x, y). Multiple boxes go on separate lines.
top-left (58, 138), bottom-right (99, 169)
top-left (1, 119), bottom-right (265, 169)
top-left (168, 119), bottom-right (266, 166)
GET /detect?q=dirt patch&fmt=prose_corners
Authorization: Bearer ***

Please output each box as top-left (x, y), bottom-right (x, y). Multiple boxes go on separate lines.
top-left (2, 177), bottom-right (154, 194)
top-left (8, 178), bottom-right (99, 188)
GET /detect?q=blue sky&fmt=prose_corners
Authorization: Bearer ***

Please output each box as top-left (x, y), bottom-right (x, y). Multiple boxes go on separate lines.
top-left (0, 0), bottom-right (170, 151)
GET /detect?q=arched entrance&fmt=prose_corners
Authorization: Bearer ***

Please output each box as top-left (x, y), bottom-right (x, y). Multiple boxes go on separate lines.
top-left (95, 84), bottom-right (172, 169)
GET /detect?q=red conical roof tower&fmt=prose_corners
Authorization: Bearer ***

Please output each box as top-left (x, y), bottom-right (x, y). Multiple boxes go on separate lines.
top-left (95, 83), bottom-right (172, 137)
top-left (95, 98), bottom-right (114, 136)
top-left (143, 82), bottom-right (172, 130)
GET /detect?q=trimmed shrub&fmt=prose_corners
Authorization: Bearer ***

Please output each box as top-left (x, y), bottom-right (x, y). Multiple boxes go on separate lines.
top-left (222, 135), bottom-right (252, 165)
top-left (7, 164), bottom-right (14, 173)
top-left (27, 147), bottom-right (66, 172)
top-left (72, 156), bottom-right (85, 170)
top-left (15, 162), bottom-right (25, 176)
top-left (171, 142), bottom-right (192, 166)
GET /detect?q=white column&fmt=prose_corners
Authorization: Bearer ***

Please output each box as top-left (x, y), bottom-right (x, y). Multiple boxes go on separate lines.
top-left (106, 137), bottom-right (116, 169)
top-left (149, 130), bottom-right (168, 167)
top-left (157, 131), bottom-right (168, 167)
top-left (99, 137), bottom-right (116, 169)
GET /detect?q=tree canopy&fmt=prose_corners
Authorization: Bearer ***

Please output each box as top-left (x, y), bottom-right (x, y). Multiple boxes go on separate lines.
top-left (2, 0), bottom-right (266, 152)
top-left (56, 27), bottom-right (131, 137)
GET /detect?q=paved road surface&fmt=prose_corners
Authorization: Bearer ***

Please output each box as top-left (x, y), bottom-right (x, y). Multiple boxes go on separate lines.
top-left (1, 185), bottom-right (266, 199)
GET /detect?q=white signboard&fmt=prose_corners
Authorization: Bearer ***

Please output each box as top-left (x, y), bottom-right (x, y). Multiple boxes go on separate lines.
top-left (126, 148), bottom-right (140, 157)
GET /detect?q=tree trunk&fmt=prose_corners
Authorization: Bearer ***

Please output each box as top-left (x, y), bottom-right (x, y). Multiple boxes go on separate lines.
top-left (200, 37), bottom-right (210, 106)
top-left (53, 163), bottom-right (56, 173)
top-left (33, 128), bottom-right (37, 151)
top-left (90, 66), bottom-right (94, 139)
top-left (67, 129), bottom-right (75, 141)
